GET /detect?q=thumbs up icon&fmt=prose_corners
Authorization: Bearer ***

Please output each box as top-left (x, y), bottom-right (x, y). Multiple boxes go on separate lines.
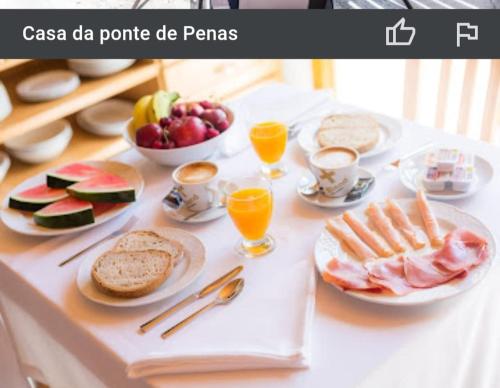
top-left (386, 17), bottom-right (416, 46)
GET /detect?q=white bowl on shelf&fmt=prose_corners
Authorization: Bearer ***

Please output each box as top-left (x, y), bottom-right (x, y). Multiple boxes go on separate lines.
top-left (0, 152), bottom-right (11, 183)
top-left (5, 119), bottom-right (73, 164)
top-left (77, 98), bottom-right (134, 137)
top-left (67, 59), bottom-right (136, 78)
top-left (124, 106), bottom-right (234, 167)
top-left (0, 81), bottom-right (12, 122)
top-left (16, 70), bottom-right (80, 102)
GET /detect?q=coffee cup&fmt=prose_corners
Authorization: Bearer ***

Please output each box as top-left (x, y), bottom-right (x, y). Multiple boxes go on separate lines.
top-left (309, 146), bottom-right (359, 197)
top-left (164, 161), bottom-right (219, 212)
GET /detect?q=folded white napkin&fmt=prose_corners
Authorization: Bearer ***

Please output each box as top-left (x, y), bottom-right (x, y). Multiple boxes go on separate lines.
top-left (127, 258), bottom-right (316, 378)
top-left (222, 83), bottom-right (333, 157)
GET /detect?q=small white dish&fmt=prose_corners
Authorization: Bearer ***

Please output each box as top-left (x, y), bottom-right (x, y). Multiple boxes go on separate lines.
top-left (297, 168), bottom-right (375, 208)
top-left (77, 99), bottom-right (134, 137)
top-left (67, 59), bottom-right (135, 78)
top-left (297, 112), bottom-right (403, 160)
top-left (315, 199), bottom-right (496, 306)
top-left (5, 119), bottom-right (73, 164)
top-left (124, 105), bottom-right (235, 167)
top-left (16, 70), bottom-right (80, 102)
top-left (1, 161), bottom-right (144, 237)
top-left (162, 201), bottom-right (226, 223)
top-left (399, 151), bottom-right (493, 201)
top-left (0, 81), bottom-right (12, 122)
top-left (76, 227), bottom-right (206, 307)
top-left (0, 152), bottom-right (11, 183)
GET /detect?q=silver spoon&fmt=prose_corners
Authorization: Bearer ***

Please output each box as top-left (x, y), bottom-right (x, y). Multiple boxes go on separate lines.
top-left (161, 278), bottom-right (245, 339)
top-left (298, 177), bottom-right (320, 197)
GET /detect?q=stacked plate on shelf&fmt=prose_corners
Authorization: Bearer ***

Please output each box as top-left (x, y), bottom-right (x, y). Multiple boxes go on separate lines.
top-left (0, 80), bottom-right (12, 121)
top-left (67, 59), bottom-right (136, 78)
top-left (77, 99), bottom-right (134, 137)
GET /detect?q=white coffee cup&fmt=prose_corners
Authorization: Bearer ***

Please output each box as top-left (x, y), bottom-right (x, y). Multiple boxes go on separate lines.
top-left (309, 146), bottom-right (359, 198)
top-left (165, 161), bottom-right (220, 212)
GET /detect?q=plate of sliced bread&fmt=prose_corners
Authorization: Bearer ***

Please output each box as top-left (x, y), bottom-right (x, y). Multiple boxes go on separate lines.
top-left (76, 227), bottom-right (205, 307)
top-left (298, 112), bottom-right (402, 160)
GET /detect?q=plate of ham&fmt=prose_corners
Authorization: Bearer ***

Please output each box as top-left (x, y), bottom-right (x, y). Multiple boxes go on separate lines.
top-left (316, 190), bottom-right (495, 305)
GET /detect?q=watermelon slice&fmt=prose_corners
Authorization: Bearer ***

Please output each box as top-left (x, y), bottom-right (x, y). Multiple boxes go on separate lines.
top-left (34, 197), bottom-right (95, 229)
top-left (67, 173), bottom-right (136, 203)
top-left (47, 163), bottom-right (105, 188)
top-left (9, 184), bottom-right (69, 212)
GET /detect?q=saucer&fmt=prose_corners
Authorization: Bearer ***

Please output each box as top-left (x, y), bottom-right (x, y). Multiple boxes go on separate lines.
top-left (297, 168), bottom-right (375, 208)
top-left (162, 201), bottom-right (226, 224)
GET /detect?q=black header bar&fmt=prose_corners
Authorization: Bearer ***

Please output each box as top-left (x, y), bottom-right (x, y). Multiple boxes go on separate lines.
top-left (0, 10), bottom-right (498, 59)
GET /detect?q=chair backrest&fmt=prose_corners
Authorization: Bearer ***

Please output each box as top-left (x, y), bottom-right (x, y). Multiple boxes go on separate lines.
top-left (404, 59), bottom-right (500, 142)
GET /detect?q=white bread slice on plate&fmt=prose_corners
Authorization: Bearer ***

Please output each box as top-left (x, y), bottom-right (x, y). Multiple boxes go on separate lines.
top-left (114, 230), bottom-right (183, 265)
top-left (317, 114), bottom-right (381, 153)
top-left (91, 249), bottom-right (173, 298)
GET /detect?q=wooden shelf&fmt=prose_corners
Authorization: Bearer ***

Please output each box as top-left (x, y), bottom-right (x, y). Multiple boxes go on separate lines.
top-left (0, 60), bottom-right (160, 144)
top-left (0, 117), bottom-right (130, 200)
top-left (0, 60), bottom-right (32, 73)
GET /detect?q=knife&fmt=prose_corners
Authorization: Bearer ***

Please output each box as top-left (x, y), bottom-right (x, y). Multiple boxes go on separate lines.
top-left (139, 265), bottom-right (243, 333)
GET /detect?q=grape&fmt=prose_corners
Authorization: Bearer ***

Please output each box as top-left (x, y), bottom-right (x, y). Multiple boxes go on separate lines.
top-left (216, 119), bottom-right (230, 132)
top-left (136, 124), bottom-right (163, 148)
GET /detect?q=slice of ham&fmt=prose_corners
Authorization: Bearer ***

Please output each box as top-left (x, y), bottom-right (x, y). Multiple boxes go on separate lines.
top-left (385, 198), bottom-right (426, 250)
top-left (364, 256), bottom-right (416, 296)
top-left (325, 217), bottom-right (376, 260)
top-left (433, 228), bottom-right (488, 272)
top-left (416, 190), bottom-right (443, 247)
top-left (366, 202), bottom-right (406, 253)
top-left (403, 255), bottom-right (463, 288)
top-left (322, 258), bottom-right (379, 291)
top-left (343, 211), bottom-right (393, 258)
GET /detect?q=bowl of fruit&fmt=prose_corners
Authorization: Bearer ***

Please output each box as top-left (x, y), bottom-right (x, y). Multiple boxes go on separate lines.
top-left (125, 91), bottom-right (234, 166)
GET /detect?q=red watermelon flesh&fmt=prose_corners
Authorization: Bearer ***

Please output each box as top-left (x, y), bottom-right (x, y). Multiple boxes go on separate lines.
top-left (9, 184), bottom-right (69, 211)
top-left (47, 163), bottom-right (105, 188)
top-left (67, 173), bottom-right (136, 203)
top-left (34, 197), bottom-right (95, 229)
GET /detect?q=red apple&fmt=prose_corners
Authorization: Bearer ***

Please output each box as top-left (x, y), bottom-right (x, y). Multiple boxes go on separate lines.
top-left (168, 116), bottom-right (207, 148)
top-left (136, 124), bottom-right (163, 148)
top-left (201, 108), bottom-right (227, 126)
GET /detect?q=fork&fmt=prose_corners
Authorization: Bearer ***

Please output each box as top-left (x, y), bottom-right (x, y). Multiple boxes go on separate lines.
top-left (58, 216), bottom-right (138, 267)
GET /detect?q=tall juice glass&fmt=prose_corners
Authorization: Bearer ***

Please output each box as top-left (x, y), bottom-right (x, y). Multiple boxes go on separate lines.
top-left (249, 121), bottom-right (288, 179)
top-left (225, 176), bottom-right (274, 258)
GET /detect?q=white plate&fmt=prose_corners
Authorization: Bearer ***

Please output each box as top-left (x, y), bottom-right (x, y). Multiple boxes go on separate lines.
top-left (16, 70), bottom-right (80, 102)
top-left (76, 227), bottom-right (206, 307)
top-left (399, 152), bottom-right (494, 201)
top-left (0, 151), bottom-right (11, 183)
top-left (67, 59), bottom-right (135, 78)
top-left (162, 201), bottom-right (226, 223)
top-left (297, 168), bottom-right (375, 208)
top-left (77, 99), bottom-right (134, 137)
top-left (315, 199), bottom-right (496, 306)
top-left (1, 161), bottom-right (144, 237)
top-left (297, 112), bottom-right (402, 160)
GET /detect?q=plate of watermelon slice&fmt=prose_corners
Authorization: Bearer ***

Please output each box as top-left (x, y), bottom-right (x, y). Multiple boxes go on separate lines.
top-left (1, 161), bottom-right (144, 236)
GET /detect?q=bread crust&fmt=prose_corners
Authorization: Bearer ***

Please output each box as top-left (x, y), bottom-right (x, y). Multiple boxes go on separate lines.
top-left (316, 114), bottom-right (380, 153)
top-left (91, 249), bottom-right (173, 298)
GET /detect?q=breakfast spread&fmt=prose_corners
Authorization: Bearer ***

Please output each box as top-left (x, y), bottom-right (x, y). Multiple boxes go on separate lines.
top-left (321, 190), bottom-right (490, 296)
top-left (316, 114), bottom-right (381, 153)
top-left (8, 162), bottom-right (136, 229)
top-left (422, 148), bottom-right (476, 193)
top-left (132, 90), bottom-right (232, 151)
top-left (91, 230), bottom-right (185, 298)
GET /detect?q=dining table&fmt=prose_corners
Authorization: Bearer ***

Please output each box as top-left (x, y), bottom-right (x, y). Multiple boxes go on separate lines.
top-left (1, 83), bottom-right (499, 388)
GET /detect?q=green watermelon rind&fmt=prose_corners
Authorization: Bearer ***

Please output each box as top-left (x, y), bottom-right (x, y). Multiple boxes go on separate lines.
top-left (46, 174), bottom-right (80, 188)
top-left (66, 187), bottom-right (136, 203)
top-left (34, 207), bottom-right (95, 229)
top-left (9, 192), bottom-right (69, 212)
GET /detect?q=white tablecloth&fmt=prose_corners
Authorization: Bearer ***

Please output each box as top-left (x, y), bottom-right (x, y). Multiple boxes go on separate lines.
top-left (1, 84), bottom-right (500, 388)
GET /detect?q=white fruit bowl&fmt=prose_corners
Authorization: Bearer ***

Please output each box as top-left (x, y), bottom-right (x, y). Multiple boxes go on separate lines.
top-left (124, 107), bottom-right (234, 167)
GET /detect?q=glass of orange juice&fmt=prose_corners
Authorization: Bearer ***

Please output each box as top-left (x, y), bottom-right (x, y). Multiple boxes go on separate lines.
top-left (225, 176), bottom-right (274, 258)
top-left (249, 121), bottom-right (288, 179)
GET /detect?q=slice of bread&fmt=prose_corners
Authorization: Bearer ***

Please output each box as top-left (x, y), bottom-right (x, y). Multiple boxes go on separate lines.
top-left (317, 114), bottom-right (381, 153)
top-left (91, 249), bottom-right (173, 298)
top-left (114, 230), bottom-right (183, 266)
